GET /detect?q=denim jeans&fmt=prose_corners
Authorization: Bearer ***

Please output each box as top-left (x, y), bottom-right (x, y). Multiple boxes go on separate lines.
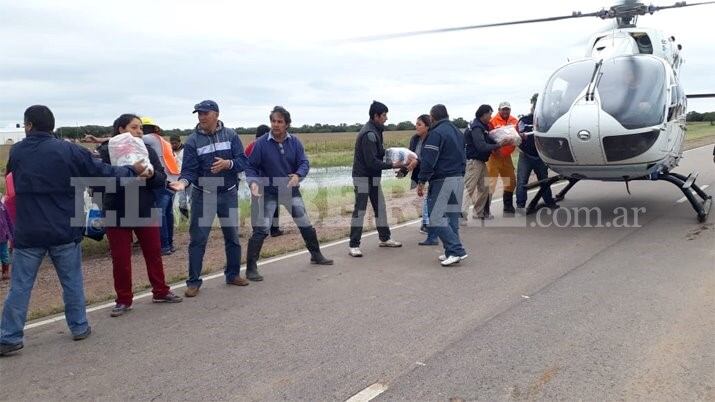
top-left (251, 191), bottom-right (313, 239)
top-left (427, 177), bottom-right (467, 258)
top-left (0, 241), bottom-right (10, 264)
top-left (1, 242), bottom-right (89, 345)
top-left (154, 188), bottom-right (175, 251)
top-left (187, 188), bottom-right (241, 288)
top-left (516, 153), bottom-right (555, 207)
top-left (422, 198), bottom-right (438, 242)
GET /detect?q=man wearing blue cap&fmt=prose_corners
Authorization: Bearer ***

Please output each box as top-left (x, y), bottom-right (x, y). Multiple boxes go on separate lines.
top-left (169, 100), bottom-right (249, 297)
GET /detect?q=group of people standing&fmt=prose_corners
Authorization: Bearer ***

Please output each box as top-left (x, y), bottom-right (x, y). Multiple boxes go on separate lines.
top-left (0, 95), bottom-right (554, 356)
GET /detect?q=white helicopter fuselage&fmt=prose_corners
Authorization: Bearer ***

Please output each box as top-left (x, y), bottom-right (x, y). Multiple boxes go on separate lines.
top-left (534, 27), bottom-right (687, 181)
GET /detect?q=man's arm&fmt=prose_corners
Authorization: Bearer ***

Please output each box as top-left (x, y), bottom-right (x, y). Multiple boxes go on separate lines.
top-left (178, 138), bottom-right (199, 187)
top-left (472, 126), bottom-right (500, 154)
top-left (361, 132), bottom-right (393, 171)
top-left (245, 141), bottom-right (265, 186)
top-left (294, 140), bottom-right (310, 178)
top-left (72, 143), bottom-right (135, 178)
top-left (417, 130), bottom-right (441, 183)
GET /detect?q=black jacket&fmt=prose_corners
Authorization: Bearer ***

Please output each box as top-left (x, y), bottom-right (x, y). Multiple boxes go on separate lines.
top-left (7, 131), bottom-right (134, 248)
top-left (95, 141), bottom-right (166, 227)
top-left (465, 118), bottom-right (499, 162)
top-left (517, 113), bottom-right (540, 158)
top-left (398, 134), bottom-right (423, 188)
top-left (352, 120), bottom-right (393, 178)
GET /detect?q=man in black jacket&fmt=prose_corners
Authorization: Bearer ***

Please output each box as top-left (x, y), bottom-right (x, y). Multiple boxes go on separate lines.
top-left (462, 104), bottom-right (502, 220)
top-left (349, 101), bottom-right (403, 257)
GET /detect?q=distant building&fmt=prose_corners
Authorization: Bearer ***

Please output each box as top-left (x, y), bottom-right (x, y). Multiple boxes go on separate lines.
top-left (0, 129), bottom-right (25, 145)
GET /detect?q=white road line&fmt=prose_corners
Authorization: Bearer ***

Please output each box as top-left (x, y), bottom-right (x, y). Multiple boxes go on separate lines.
top-left (676, 184), bottom-right (710, 203)
top-left (345, 382), bottom-right (388, 402)
top-left (22, 142), bottom-right (715, 330)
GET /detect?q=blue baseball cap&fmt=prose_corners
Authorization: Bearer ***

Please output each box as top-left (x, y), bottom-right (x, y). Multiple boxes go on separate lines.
top-left (193, 100), bottom-right (219, 113)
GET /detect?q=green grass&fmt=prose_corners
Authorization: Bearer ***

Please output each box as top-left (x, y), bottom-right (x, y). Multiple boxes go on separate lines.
top-left (685, 121), bottom-right (715, 140)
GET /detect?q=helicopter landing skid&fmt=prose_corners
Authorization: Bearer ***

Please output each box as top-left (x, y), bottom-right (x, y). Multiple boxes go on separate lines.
top-left (525, 176), bottom-right (578, 215)
top-left (657, 171), bottom-right (712, 223)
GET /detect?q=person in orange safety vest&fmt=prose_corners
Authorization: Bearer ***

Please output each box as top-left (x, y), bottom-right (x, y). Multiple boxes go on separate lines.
top-left (488, 101), bottom-right (518, 214)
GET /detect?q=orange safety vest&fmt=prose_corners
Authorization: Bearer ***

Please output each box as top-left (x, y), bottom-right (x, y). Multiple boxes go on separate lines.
top-left (150, 133), bottom-right (180, 175)
top-left (489, 114), bottom-right (519, 157)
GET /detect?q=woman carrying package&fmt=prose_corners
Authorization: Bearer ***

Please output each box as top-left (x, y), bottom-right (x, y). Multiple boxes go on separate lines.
top-left (95, 114), bottom-right (182, 317)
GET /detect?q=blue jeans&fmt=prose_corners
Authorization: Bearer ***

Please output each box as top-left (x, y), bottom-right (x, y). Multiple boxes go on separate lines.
top-left (516, 154), bottom-right (555, 207)
top-left (187, 188), bottom-right (241, 288)
top-left (154, 188), bottom-right (175, 251)
top-left (422, 198), bottom-right (438, 242)
top-left (427, 177), bottom-right (467, 258)
top-left (251, 191), bottom-right (313, 239)
top-left (0, 241), bottom-right (10, 264)
top-left (1, 242), bottom-right (89, 345)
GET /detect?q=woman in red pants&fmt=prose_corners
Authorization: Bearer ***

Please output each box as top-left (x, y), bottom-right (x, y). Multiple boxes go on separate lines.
top-left (96, 114), bottom-right (182, 317)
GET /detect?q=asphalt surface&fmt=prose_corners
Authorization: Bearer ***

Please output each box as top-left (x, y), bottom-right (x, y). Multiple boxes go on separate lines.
top-left (0, 145), bottom-right (713, 401)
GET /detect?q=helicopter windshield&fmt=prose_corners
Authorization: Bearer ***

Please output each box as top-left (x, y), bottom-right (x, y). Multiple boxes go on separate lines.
top-left (538, 61), bottom-right (595, 133)
top-left (596, 56), bottom-right (667, 129)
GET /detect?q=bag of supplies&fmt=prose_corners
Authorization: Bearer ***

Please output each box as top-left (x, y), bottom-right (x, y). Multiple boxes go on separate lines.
top-left (488, 126), bottom-right (521, 157)
top-left (108, 133), bottom-right (153, 175)
top-left (384, 147), bottom-right (418, 165)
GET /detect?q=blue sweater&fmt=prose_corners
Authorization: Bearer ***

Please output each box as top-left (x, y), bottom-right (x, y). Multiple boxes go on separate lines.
top-left (7, 131), bottom-right (135, 248)
top-left (246, 132), bottom-right (310, 195)
top-left (417, 119), bottom-right (466, 183)
top-left (179, 121), bottom-right (248, 193)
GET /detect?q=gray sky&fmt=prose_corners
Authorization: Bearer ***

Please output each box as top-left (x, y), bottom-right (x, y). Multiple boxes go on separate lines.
top-left (1, 0), bottom-right (714, 130)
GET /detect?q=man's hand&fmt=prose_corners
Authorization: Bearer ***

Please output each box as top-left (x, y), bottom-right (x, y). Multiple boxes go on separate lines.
top-left (168, 181), bottom-right (186, 192)
top-left (83, 134), bottom-right (107, 143)
top-left (132, 161), bottom-right (148, 176)
top-left (211, 157), bottom-right (232, 174)
top-left (287, 174), bottom-right (300, 188)
top-left (250, 182), bottom-right (262, 197)
top-left (417, 182), bottom-right (426, 197)
top-left (406, 158), bottom-right (418, 171)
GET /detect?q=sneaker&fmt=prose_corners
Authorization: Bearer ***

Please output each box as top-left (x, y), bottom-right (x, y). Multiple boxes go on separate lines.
top-left (440, 255), bottom-right (462, 266)
top-left (72, 326), bottom-right (92, 341)
top-left (419, 224), bottom-right (428, 234)
top-left (227, 277), bottom-right (250, 286)
top-left (184, 286), bottom-right (200, 297)
top-left (438, 254), bottom-right (468, 262)
top-left (378, 239), bottom-right (402, 248)
top-left (270, 229), bottom-right (284, 237)
top-left (153, 291), bottom-right (183, 303)
top-left (349, 247), bottom-right (363, 257)
top-left (0, 342), bottom-right (23, 356)
top-left (110, 304), bottom-right (131, 317)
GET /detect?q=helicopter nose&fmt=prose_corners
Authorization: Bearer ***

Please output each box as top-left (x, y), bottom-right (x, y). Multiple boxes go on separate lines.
top-left (568, 102), bottom-right (606, 165)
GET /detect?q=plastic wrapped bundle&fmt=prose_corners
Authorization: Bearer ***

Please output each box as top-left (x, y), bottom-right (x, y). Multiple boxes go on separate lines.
top-left (108, 133), bottom-right (153, 175)
top-left (384, 147), bottom-right (418, 165)
top-left (488, 126), bottom-right (521, 157)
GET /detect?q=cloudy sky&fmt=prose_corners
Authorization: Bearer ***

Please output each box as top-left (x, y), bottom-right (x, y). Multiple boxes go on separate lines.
top-left (1, 0), bottom-right (714, 130)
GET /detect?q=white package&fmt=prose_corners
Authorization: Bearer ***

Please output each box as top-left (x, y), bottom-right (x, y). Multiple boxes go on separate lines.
top-left (384, 147), bottom-right (418, 164)
top-left (488, 126), bottom-right (522, 146)
top-left (108, 133), bottom-right (153, 174)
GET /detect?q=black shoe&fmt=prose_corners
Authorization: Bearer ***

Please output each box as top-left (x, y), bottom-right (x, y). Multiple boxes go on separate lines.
top-left (246, 261), bottom-right (264, 281)
top-left (72, 326), bottom-right (92, 341)
top-left (0, 342), bottom-right (23, 356)
top-left (270, 229), bottom-right (284, 237)
top-left (310, 254), bottom-right (334, 265)
top-left (544, 203), bottom-right (560, 209)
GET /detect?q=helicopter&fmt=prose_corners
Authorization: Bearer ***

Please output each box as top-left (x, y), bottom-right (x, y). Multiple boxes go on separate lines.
top-left (357, 0), bottom-right (714, 222)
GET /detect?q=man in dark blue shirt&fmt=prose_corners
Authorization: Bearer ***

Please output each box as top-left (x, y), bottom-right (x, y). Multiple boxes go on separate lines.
top-left (1, 105), bottom-right (145, 356)
top-left (417, 104), bottom-right (468, 267)
top-left (245, 106), bottom-right (333, 281)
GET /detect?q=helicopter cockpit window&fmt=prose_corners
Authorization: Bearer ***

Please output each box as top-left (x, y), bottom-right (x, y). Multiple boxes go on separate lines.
top-left (537, 61), bottom-right (594, 133)
top-left (596, 57), bottom-right (667, 130)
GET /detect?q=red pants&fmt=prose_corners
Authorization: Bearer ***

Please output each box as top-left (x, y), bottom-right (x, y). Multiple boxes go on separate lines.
top-left (106, 226), bottom-right (169, 305)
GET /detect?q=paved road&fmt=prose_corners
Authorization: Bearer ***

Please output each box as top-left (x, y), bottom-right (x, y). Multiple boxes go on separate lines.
top-left (1, 146), bottom-right (713, 401)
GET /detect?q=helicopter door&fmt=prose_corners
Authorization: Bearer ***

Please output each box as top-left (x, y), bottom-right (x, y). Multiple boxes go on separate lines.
top-left (568, 101), bottom-right (605, 165)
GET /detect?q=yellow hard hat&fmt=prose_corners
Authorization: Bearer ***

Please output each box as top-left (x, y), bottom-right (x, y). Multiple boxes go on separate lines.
top-left (140, 116), bottom-right (159, 128)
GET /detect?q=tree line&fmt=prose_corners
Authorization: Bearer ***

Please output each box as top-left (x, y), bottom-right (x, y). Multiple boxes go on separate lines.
top-left (53, 118), bottom-right (471, 139)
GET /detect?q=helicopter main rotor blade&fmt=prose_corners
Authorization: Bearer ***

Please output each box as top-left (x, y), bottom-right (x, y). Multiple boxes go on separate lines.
top-left (348, 11), bottom-right (605, 42)
top-left (686, 93), bottom-right (715, 99)
top-left (650, 1), bottom-right (715, 13)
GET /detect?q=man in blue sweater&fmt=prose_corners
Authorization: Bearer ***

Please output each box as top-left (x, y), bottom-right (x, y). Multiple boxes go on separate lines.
top-left (245, 106), bottom-right (333, 281)
top-left (168, 100), bottom-right (249, 297)
top-left (417, 104), bottom-right (468, 267)
top-left (1, 105), bottom-right (146, 356)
